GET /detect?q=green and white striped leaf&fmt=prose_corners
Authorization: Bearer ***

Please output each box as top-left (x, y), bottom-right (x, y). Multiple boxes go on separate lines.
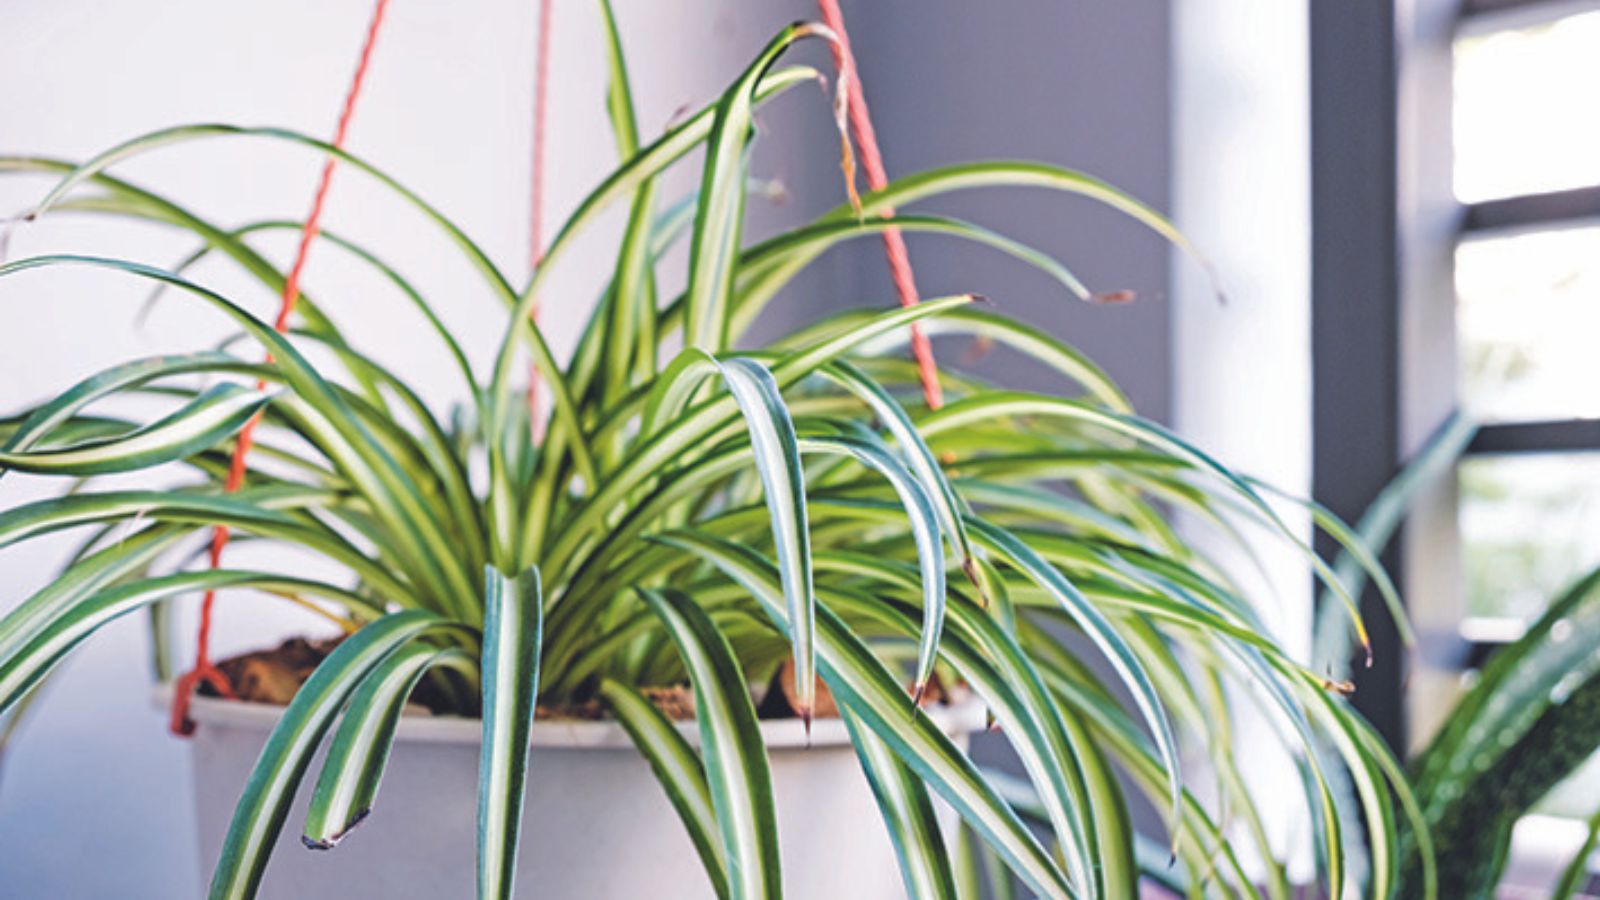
top-left (208, 611), bottom-right (452, 900)
top-left (775, 306), bottom-right (1130, 413)
top-left (653, 531), bottom-right (1073, 900)
top-left (0, 489), bottom-right (409, 616)
top-left (713, 357), bottom-right (815, 726)
top-left (919, 391), bottom-right (1373, 655)
top-left (594, 0), bottom-right (661, 410)
top-left (477, 566), bottom-right (544, 900)
top-left (0, 383), bottom-right (271, 476)
top-left (819, 360), bottom-right (976, 577)
top-left (542, 294), bottom-right (975, 580)
top-left (0, 352), bottom-right (253, 461)
top-left (303, 644), bottom-right (476, 848)
top-left (842, 708), bottom-right (958, 900)
top-left (811, 550), bottom-right (1117, 896)
top-left (829, 160), bottom-right (1219, 297)
top-left (0, 254), bottom-right (479, 619)
top-left (796, 434), bottom-right (946, 702)
top-left (598, 678), bottom-right (728, 899)
top-left (638, 587), bottom-right (781, 900)
top-left (684, 23), bottom-right (811, 352)
top-left (0, 569), bottom-right (378, 714)
top-left (965, 517), bottom-right (1182, 839)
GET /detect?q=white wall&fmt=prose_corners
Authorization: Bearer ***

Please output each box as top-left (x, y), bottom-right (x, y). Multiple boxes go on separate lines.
top-left (1173, 0), bottom-right (1316, 879)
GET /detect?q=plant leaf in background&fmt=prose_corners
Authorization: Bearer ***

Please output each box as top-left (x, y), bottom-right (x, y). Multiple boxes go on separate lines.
top-left (1402, 566), bottom-right (1600, 897)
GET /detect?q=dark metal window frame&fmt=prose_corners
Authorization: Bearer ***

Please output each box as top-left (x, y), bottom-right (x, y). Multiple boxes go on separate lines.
top-left (1313, 0), bottom-right (1600, 748)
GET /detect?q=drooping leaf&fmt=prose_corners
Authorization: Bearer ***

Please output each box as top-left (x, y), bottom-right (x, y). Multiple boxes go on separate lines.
top-left (599, 678), bottom-right (728, 899)
top-left (638, 587), bottom-right (781, 900)
top-left (476, 566), bottom-right (544, 900)
top-left (797, 434), bottom-right (945, 703)
top-left (303, 644), bottom-right (476, 848)
top-left (208, 611), bottom-right (455, 900)
top-left (842, 708), bottom-right (958, 900)
top-left (654, 531), bottom-right (1073, 900)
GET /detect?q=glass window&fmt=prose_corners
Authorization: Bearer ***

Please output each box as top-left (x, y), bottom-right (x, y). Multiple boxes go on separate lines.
top-left (1457, 226), bottom-right (1600, 422)
top-left (1459, 452), bottom-right (1600, 622)
top-left (1455, 11), bottom-right (1600, 202)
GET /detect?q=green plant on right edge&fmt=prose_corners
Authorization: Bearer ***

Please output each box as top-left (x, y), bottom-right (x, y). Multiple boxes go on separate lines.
top-left (1322, 416), bottom-right (1600, 897)
top-left (1400, 566), bottom-right (1600, 897)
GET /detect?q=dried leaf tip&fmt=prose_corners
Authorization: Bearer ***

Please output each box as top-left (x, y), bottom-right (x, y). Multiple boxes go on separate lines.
top-left (960, 557), bottom-right (990, 609)
top-left (799, 705), bottom-right (813, 747)
top-left (1321, 677), bottom-right (1356, 696)
top-left (1092, 289), bottom-right (1137, 305)
top-left (910, 680), bottom-right (927, 708)
top-left (303, 808), bottom-right (371, 851)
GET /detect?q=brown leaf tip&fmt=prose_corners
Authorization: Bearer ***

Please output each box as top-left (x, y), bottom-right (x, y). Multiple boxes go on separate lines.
top-left (302, 808), bottom-right (371, 851)
top-left (1321, 678), bottom-right (1356, 696)
top-left (960, 556), bottom-right (991, 609)
top-left (1092, 289), bottom-right (1137, 305)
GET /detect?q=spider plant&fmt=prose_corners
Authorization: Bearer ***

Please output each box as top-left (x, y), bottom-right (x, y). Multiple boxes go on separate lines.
top-left (0, 11), bottom-right (1429, 900)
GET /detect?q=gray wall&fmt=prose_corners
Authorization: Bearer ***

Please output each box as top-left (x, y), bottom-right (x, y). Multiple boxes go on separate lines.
top-left (842, 0), bottom-right (1172, 420)
top-left (0, 3), bottom-right (1171, 897)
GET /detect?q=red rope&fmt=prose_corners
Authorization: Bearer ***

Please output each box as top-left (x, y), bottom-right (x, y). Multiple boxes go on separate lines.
top-left (815, 0), bottom-right (943, 410)
top-left (171, 0), bottom-right (393, 736)
top-left (524, 0), bottom-right (555, 442)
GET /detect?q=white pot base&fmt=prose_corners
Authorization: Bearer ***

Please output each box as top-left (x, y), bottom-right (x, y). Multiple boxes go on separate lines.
top-left (173, 689), bottom-right (984, 899)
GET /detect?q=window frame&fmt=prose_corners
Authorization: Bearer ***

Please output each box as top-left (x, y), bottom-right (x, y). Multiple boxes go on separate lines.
top-left (1313, 0), bottom-right (1600, 748)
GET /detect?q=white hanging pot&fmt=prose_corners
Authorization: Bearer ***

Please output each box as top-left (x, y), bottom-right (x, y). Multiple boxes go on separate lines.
top-left (171, 689), bottom-right (986, 899)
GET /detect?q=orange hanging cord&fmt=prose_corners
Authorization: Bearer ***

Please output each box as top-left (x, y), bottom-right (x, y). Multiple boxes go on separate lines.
top-left (170, 0), bottom-right (393, 736)
top-left (815, 0), bottom-right (943, 411)
top-left (524, 0), bottom-right (555, 441)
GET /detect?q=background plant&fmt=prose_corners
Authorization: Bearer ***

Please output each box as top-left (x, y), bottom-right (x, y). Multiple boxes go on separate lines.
top-left (0, 8), bottom-right (1429, 900)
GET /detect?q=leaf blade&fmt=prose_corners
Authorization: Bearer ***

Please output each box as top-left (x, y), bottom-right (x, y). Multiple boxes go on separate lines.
top-left (638, 587), bottom-right (782, 900)
top-left (477, 566), bottom-right (544, 900)
top-left (599, 678), bottom-right (729, 900)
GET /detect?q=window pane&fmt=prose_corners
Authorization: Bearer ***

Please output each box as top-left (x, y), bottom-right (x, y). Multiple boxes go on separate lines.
top-left (1458, 227), bottom-right (1600, 422)
top-left (1460, 453), bottom-right (1600, 622)
top-left (1455, 11), bottom-right (1600, 202)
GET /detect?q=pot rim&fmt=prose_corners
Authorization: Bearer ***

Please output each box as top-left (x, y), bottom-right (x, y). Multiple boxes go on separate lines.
top-left (156, 683), bottom-right (988, 750)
